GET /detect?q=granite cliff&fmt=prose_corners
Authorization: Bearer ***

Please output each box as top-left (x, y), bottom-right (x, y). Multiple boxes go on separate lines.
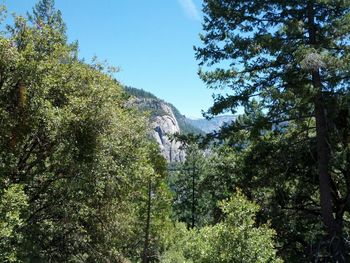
top-left (125, 87), bottom-right (235, 162)
top-left (130, 97), bottom-right (186, 162)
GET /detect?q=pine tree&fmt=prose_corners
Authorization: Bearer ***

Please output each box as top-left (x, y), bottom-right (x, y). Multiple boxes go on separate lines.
top-left (196, 1), bottom-right (350, 261)
top-left (172, 143), bottom-right (208, 228)
top-left (30, 0), bottom-right (66, 34)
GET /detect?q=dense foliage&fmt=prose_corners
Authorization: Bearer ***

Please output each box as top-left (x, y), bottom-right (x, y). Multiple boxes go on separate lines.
top-left (186, 192), bottom-right (282, 263)
top-left (170, 143), bottom-right (209, 228)
top-left (0, 1), bottom-right (282, 262)
top-left (0, 1), bottom-right (172, 262)
top-left (196, 0), bottom-right (350, 261)
top-left (162, 192), bottom-right (281, 263)
top-left (8, 0), bottom-right (350, 262)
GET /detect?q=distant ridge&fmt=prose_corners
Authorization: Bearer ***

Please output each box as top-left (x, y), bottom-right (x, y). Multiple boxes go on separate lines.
top-left (186, 115), bottom-right (235, 133)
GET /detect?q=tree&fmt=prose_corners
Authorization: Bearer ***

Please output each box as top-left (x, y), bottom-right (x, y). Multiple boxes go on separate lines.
top-left (160, 192), bottom-right (282, 263)
top-left (196, 1), bottom-right (350, 260)
top-left (29, 0), bottom-right (66, 34)
top-left (171, 143), bottom-right (208, 228)
top-left (0, 185), bottom-right (28, 262)
top-left (185, 191), bottom-right (282, 263)
top-left (0, 1), bottom-right (172, 262)
top-left (208, 117), bottom-right (324, 261)
top-left (140, 143), bottom-right (172, 263)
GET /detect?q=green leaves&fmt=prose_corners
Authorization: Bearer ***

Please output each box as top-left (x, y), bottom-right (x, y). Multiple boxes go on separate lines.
top-left (197, 1), bottom-right (350, 260)
top-left (197, 0), bottom-right (350, 117)
top-left (0, 1), bottom-right (175, 261)
top-left (185, 192), bottom-right (282, 263)
top-left (0, 185), bottom-right (28, 263)
top-left (160, 192), bottom-right (281, 263)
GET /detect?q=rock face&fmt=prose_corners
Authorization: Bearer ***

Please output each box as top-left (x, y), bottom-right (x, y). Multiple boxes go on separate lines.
top-left (131, 98), bottom-right (186, 162)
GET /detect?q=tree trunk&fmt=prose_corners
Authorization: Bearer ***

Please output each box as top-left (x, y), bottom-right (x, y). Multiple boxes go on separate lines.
top-left (191, 164), bottom-right (196, 228)
top-left (307, 1), bottom-right (345, 261)
top-left (313, 74), bottom-right (333, 230)
top-left (142, 179), bottom-right (152, 263)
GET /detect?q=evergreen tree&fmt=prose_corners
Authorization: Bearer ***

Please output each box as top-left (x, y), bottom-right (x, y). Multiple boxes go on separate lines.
top-left (171, 143), bottom-right (208, 228)
top-left (29, 0), bottom-right (66, 34)
top-left (196, 0), bottom-right (350, 261)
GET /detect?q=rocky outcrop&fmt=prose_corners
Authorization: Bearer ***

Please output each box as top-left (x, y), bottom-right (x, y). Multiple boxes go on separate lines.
top-left (130, 97), bottom-right (186, 162)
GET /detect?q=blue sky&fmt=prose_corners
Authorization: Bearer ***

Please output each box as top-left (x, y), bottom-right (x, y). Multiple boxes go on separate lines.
top-left (5, 0), bottom-right (217, 118)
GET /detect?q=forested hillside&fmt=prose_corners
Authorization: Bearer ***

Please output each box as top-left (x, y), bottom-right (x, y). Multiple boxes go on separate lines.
top-left (0, 0), bottom-right (349, 263)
